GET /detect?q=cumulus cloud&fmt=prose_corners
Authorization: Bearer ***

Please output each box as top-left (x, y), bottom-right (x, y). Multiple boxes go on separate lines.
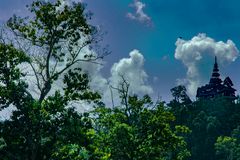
top-left (175, 33), bottom-right (239, 98)
top-left (89, 49), bottom-right (153, 107)
top-left (127, 0), bottom-right (152, 26)
top-left (109, 50), bottom-right (153, 95)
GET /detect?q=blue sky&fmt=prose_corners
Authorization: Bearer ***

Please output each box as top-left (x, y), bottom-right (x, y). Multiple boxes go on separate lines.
top-left (1, 0), bottom-right (240, 101)
top-left (84, 0), bottom-right (240, 100)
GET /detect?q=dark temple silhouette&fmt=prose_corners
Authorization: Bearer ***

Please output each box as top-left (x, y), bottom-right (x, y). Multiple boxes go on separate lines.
top-left (196, 56), bottom-right (236, 99)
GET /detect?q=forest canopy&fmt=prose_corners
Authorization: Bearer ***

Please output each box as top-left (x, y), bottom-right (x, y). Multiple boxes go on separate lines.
top-left (0, 0), bottom-right (239, 160)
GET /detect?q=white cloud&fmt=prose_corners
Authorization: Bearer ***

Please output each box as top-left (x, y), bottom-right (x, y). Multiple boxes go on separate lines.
top-left (175, 33), bottom-right (239, 98)
top-left (127, 0), bottom-right (152, 26)
top-left (89, 49), bottom-right (153, 107)
top-left (109, 49), bottom-right (153, 95)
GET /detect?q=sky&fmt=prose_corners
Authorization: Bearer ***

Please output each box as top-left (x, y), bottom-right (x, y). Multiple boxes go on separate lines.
top-left (1, 0), bottom-right (240, 103)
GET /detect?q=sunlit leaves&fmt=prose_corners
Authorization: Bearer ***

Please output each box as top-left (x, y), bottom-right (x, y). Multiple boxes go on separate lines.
top-left (93, 95), bottom-right (191, 160)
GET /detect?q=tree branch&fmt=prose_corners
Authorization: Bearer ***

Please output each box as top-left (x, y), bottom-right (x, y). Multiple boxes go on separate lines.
top-left (28, 61), bottom-right (42, 92)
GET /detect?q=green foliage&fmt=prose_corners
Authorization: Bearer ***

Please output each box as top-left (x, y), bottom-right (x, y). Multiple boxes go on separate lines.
top-left (52, 144), bottom-right (90, 160)
top-left (0, 43), bottom-right (30, 110)
top-left (7, 0), bottom-right (94, 48)
top-left (93, 95), bottom-right (191, 160)
top-left (6, 0), bottom-right (100, 104)
top-left (0, 0), bottom-right (101, 159)
top-left (215, 137), bottom-right (238, 160)
top-left (215, 127), bottom-right (240, 160)
top-left (0, 83), bottom-right (99, 159)
top-left (170, 85), bottom-right (192, 104)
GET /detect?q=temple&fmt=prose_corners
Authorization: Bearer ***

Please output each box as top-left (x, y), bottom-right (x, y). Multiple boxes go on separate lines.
top-left (196, 57), bottom-right (236, 99)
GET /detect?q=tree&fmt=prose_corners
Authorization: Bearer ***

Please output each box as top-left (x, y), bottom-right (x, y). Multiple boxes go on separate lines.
top-left (93, 80), bottom-right (191, 160)
top-left (6, 0), bottom-right (104, 103)
top-left (168, 85), bottom-right (192, 126)
top-left (189, 110), bottom-right (220, 160)
top-left (170, 85), bottom-right (191, 104)
top-left (0, 0), bottom-right (103, 159)
top-left (215, 126), bottom-right (240, 160)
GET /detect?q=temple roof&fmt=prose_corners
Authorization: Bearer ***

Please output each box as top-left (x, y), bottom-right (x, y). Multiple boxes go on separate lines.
top-left (196, 56), bottom-right (236, 99)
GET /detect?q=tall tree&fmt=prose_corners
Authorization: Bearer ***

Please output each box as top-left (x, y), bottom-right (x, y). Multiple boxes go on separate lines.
top-left (7, 0), bottom-right (104, 102)
top-left (168, 85), bottom-right (192, 126)
top-left (0, 0), bottom-right (103, 159)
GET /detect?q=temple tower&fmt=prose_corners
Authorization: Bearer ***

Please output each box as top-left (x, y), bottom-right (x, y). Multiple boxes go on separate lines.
top-left (196, 56), bottom-right (236, 99)
top-left (209, 56), bottom-right (222, 85)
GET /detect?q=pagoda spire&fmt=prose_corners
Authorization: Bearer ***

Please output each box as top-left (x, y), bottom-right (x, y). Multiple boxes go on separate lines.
top-left (213, 56), bottom-right (219, 76)
top-left (209, 56), bottom-right (221, 84)
top-left (196, 56), bottom-right (236, 99)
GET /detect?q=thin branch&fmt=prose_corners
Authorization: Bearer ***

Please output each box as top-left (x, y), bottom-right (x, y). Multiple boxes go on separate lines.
top-left (34, 56), bottom-right (46, 82)
top-left (45, 39), bottom-right (54, 80)
top-left (52, 53), bottom-right (103, 80)
top-left (10, 28), bottom-right (46, 47)
top-left (50, 60), bottom-right (58, 77)
top-left (108, 82), bottom-right (115, 108)
top-left (0, 27), bottom-right (6, 44)
top-left (28, 61), bottom-right (42, 92)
